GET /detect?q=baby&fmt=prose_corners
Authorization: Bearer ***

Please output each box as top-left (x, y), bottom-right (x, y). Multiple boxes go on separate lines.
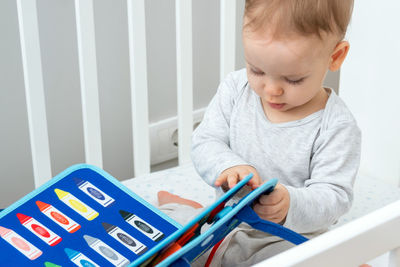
top-left (158, 0), bottom-right (361, 266)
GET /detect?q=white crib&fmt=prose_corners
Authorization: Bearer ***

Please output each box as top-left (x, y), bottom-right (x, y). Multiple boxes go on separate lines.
top-left (7, 0), bottom-right (400, 266)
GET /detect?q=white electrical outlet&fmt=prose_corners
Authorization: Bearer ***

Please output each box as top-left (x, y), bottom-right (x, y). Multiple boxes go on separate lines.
top-left (149, 108), bottom-right (205, 165)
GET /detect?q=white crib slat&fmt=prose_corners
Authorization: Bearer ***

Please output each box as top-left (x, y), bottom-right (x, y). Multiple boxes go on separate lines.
top-left (127, 0), bottom-right (151, 176)
top-left (74, 0), bottom-right (103, 168)
top-left (176, 0), bottom-right (193, 165)
top-left (220, 0), bottom-right (237, 82)
top-left (16, 0), bottom-right (52, 187)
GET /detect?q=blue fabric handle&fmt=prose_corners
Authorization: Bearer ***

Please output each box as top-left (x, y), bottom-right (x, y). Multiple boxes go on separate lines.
top-left (170, 203), bottom-right (307, 266)
top-left (234, 204), bottom-right (308, 245)
top-left (169, 257), bottom-right (191, 267)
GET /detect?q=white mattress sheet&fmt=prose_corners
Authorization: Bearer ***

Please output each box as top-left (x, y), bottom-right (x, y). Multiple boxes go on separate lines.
top-left (122, 163), bottom-right (400, 227)
top-left (122, 163), bottom-right (216, 208)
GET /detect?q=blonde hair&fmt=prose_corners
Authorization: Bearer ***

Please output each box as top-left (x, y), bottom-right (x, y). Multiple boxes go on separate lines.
top-left (244, 0), bottom-right (354, 39)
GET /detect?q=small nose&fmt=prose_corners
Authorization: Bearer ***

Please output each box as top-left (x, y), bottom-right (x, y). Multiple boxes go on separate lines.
top-left (264, 81), bottom-right (283, 96)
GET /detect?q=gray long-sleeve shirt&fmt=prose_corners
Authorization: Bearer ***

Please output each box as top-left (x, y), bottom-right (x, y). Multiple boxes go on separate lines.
top-left (191, 69), bottom-right (361, 233)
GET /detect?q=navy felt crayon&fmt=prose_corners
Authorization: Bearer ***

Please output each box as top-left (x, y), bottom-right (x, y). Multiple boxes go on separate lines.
top-left (102, 222), bottom-right (147, 255)
top-left (119, 210), bottom-right (164, 242)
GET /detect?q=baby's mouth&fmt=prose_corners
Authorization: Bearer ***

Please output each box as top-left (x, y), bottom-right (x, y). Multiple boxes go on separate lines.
top-left (268, 102), bottom-right (286, 109)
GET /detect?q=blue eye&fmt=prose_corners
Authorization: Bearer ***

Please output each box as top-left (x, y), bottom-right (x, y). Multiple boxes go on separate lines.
top-left (285, 77), bottom-right (304, 85)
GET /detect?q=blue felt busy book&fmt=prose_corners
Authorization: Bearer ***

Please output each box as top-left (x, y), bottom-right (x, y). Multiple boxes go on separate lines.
top-left (0, 164), bottom-right (307, 266)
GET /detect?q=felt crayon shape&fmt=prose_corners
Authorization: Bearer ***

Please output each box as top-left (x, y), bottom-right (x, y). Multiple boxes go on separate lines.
top-left (65, 248), bottom-right (99, 267)
top-left (16, 213), bottom-right (62, 246)
top-left (119, 210), bottom-right (164, 242)
top-left (0, 226), bottom-right (42, 260)
top-left (73, 178), bottom-right (115, 207)
top-left (44, 262), bottom-right (61, 267)
top-left (54, 188), bottom-right (99, 220)
top-left (83, 235), bottom-right (130, 267)
top-left (102, 222), bottom-right (147, 255)
top-left (36, 201), bottom-right (81, 233)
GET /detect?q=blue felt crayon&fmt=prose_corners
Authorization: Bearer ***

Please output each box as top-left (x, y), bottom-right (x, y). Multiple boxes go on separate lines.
top-left (65, 248), bottom-right (99, 267)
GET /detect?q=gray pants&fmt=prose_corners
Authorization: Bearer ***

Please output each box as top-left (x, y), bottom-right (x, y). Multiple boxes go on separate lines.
top-left (191, 224), bottom-right (297, 267)
top-left (159, 203), bottom-right (317, 267)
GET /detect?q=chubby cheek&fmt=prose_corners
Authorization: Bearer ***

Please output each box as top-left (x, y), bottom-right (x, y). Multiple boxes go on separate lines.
top-left (246, 75), bottom-right (263, 96)
top-left (288, 83), bottom-right (320, 106)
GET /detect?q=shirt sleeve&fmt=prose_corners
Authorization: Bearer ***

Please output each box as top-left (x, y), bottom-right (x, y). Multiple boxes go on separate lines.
top-left (283, 122), bottom-right (361, 233)
top-left (191, 72), bottom-right (250, 186)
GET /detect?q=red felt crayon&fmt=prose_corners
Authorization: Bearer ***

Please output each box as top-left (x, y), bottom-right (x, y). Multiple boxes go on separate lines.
top-left (16, 213), bottom-right (62, 246)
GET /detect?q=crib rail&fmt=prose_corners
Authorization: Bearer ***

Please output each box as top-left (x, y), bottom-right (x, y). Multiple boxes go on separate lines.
top-left (175, 0), bottom-right (193, 165)
top-left (16, 0), bottom-right (52, 187)
top-left (220, 0), bottom-right (237, 82)
top-left (256, 200), bottom-right (400, 267)
top-left (127, 0), bottom-right (151, 176)
top-left (16, 0), bottom-right (238, 187)
top-left (75, 0), bottom-right (103, 169)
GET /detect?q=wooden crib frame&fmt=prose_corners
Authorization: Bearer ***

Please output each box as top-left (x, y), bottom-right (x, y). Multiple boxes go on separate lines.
top-left (14, 0), bottom-right (400, 266)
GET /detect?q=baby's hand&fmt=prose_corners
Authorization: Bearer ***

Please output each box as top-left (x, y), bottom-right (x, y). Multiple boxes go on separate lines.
top-left (253, 183), bottom-right (290, 224)
top-left (215, 165), bottom-right (262, 190)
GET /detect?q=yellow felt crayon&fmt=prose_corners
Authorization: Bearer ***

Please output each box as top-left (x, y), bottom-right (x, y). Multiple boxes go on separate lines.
top-left (55, 189), bottom-right (99, 221)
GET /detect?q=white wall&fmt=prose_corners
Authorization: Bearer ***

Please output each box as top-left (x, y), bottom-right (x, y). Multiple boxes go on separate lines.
top-left (340, 0), bottom-right (400, 186)
top-left (0, 0), bottom-right (339, 207)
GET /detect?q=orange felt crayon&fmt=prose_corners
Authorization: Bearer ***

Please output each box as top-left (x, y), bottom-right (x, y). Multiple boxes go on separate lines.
top-left (16, 213), bottom-right (62, 246)
top-left (36, 201), bottom-right (81, 233)
top-left (0, 226), bottom-right (42, 260)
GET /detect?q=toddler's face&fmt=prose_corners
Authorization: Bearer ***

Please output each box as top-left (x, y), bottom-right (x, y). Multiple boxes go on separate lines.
top-left (243, 27), bottom-right (336, 118)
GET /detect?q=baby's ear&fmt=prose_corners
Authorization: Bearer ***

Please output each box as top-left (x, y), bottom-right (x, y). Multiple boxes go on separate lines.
top-left (329, 41), bottom-right (350, 72)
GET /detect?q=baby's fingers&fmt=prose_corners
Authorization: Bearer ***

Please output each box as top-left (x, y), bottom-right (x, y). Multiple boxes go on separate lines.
top-left (249, 176), bottom-right (262, 189)
top-left (214, 174), bottom-right (227, 187)
top-left (227, 173), bottom-right (239, 188)
top-left (242, 172), bottom-right (261, 189)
